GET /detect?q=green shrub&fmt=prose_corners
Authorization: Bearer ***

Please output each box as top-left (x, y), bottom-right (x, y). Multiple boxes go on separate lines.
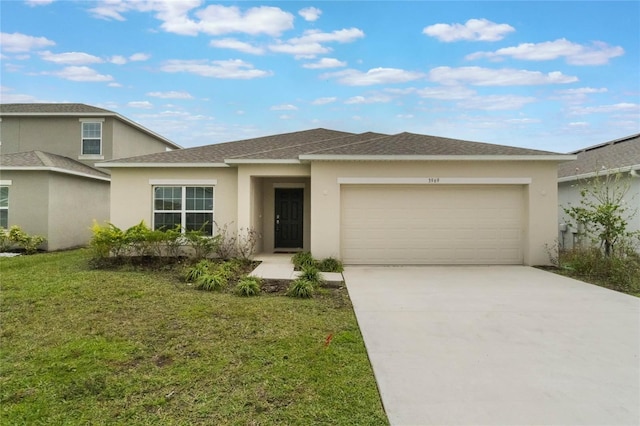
top-left (298, 265), bottom-right (322, 285)
top-left (286, 278), bottom-right (314, 298)
top-left (90, 221), bottom-right (128, 258)
top-left (124, 221), bottom-right (152, 256)
top-left (185, 260), bottom-right (212, 282)
top-left (195, 272), bottom-right (226, 291)
top-left (235, 276), bottom-right (261, 297)
top-left (318, 257), bottom-right (343, 273)
top-left (184, 228), bottom-right (220, 260)
top-left (292, 251), bottom-right (316, 270)
top-left (4, 225), bottom-right (47, 254)
top-left (0, 227), bottom-right (12, 252)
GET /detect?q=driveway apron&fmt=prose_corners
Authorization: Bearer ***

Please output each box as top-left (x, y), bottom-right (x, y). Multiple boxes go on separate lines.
top-left (344, 266), bottom-right (640, 426)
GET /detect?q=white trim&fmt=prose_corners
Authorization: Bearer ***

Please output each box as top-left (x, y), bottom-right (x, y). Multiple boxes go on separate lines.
top-left (99, 162), bottom-right (230, 168)
top-left (301, 154), bottom-right (575, 162)
top-left (273, 183), bottom-right (306, 188)
top-left (0, 166), bottom-right (111, 182)
top-left (149, 179), bottom-right (218, 185)
top-left (225, 159), bottom-right (301, 164)
top-left (79, 118), bottom-right (105, 122)
top-left (0, 180), bottom-right (12, 186)
top-left (558, 165), bottom-right (640, 183)
top-left (337, 177), bottom-right (532, 185)
top-left (80, 120), bottom-right (103, 156)
top-left (78, 154), bottom-right (105, 160)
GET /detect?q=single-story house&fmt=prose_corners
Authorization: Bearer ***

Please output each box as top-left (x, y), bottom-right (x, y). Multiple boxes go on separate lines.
top-left (558, 133), bottom-right (640, 250)
top-left (101, 129), bottom-right (574, 265)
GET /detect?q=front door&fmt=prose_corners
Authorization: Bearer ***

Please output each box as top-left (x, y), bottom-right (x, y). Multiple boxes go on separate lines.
top-left (274, 188), bottom-right (304, 249)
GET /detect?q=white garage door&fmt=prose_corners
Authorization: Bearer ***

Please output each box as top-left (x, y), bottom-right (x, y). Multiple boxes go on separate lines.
top-left (341, 185), bottom-right (524, 265)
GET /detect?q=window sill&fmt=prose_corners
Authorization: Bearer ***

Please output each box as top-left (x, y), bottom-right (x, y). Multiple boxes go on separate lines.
top-left (78, 155), bottom-right (104, 160)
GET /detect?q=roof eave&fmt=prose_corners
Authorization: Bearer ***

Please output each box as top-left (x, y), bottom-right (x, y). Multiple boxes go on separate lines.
top-left (298, 154), bottom-right (577, 161)
top-left (98, 162), bottom-right (230, 168)
top-left (0, 166), bottom-right (111, 181)
top-left (224, 159), bottom-right (302, 165)
top-left (558, 164), bottom-right (640, 182)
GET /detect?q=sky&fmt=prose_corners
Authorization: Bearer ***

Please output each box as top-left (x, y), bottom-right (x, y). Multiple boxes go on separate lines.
top-left (1, 1), bottom-right (639, 152)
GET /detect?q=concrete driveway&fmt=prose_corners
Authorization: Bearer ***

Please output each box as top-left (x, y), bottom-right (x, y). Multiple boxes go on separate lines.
top-left (344, 266), bottom-right (640, 426)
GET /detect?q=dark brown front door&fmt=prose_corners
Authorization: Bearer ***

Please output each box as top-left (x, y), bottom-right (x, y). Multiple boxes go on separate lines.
top-left (274, 188), bottom-right (304, 248)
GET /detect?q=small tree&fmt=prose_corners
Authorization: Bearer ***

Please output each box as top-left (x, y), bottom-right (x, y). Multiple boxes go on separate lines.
top-left (564, 170), bottom-right (638, 256)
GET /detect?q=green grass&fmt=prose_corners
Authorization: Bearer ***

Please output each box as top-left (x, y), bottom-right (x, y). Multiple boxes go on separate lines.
top-left (0, 250), bottom-right (388, 425)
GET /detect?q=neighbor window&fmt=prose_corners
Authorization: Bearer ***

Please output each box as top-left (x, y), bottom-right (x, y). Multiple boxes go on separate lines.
top-left (153, 186), bottom-right (214, 235)
top-left (0, 186), bottom-right (8, 229)
top-left (81, 121), bottom-right (102, 155)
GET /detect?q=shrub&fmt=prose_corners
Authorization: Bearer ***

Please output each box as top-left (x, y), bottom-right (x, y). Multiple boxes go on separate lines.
top-left (286, 278), bottom-right (314, 298)
top-left (185, 260), bottom-right (212, 282)
top-left (4, 225), bottom-right (47, 254)
top-left (214, 222), bottom-right (237, 259)
top-left (124, 221), bottom-right (152, 256)
top-left (236, 227), bottom-right (261, 260)
top-left (298, 265), bottom-right (322, 285)
top-left (235, 276), bottom-right (261, 297)
top-left (318, 257), bottom-right (343, 273)
top-left (0, 228), bottom-right (12, 252)
top-left (195, 272), bottom-right (226, 291)
top-left (184, 228), bottom-right (220, 260)
top-left (292, 251), bottom-right (316, 270)
top-left (90, 222), bottom-right (128, 258)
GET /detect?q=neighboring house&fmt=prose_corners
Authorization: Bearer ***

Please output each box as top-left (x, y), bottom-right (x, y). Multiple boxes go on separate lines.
top-left (101, 129), bottom-right (573, 266)
top-left (0, 103), bottom-right (181, 250)
top-left (558, 133), bottom-right (640, 250)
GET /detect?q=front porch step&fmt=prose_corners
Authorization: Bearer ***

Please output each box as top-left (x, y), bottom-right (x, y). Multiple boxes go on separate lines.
top-left (249, 262), bottom-right (344, 284)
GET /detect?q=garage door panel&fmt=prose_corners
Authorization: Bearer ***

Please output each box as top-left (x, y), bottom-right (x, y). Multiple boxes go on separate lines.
top-left (341, 185), bottom-right (524, 265)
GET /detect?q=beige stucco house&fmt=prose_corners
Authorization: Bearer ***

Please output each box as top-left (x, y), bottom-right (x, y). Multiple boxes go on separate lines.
top-left (102, 129), bottom-right (573, 266)
top-left (558, 133), bottom-right (640, 250)
top-left (0, 103), bottom-right (181, 250)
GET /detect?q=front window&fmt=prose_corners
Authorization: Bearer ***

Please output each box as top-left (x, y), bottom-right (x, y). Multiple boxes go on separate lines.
top-left (0, 186), bottom-right (8, 229)
top-left (81, 121), bottom-right (102, 155)
top-left (153, 186), bottom-right (214, 235)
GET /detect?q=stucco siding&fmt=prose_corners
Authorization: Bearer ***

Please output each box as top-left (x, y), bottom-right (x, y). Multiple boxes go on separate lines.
top-left (111, 120), bottom-right (175, 161)
top-left (0, 170), bottom-right (49, 240)
top-left (47, 173), bottom-right (110, 250)
top-left (310, 161), bottom-right (559, 266)
top-left (109, 167), bottom-right (239, 234)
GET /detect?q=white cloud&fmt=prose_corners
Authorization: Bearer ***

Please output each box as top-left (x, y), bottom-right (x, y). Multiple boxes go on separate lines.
top-left (45, 66), bottom-right (114, 82)
top-left (88, 2), bottom-right (294, 37)
top-left (25, 0), bottom-right (55, 6)
top-left (127, 101), bottom-right (154, 109)
top-left (279, 114), bottom-right (292, 120)
top-left (466, 39), bottom-right (624, 65)
top-left (147, 91), bottom-right (194, 99)
top-left (299, 7), bottom-right (321, 22)
top-left (210, 38), bottom-right (265, 55)
top-left (458, 95), bottom-right (536, 111)
top-left (0, 32), bottom-right (55, 52)
top-left (556, 87), bottom-right (608, 95)
top-left (108, 82), bottom-right (123, 88)
top-left (568, 121), bottom-right (590, 127)
top-left (269, 28), bottom-right (364, 58)
top-left (303, 57), bottom-right (346, 69)
top-left (270, 104), bottom-right (298, 111)
top-left (344, 94), bottom-right (392, 104)
top-left (160, 59), bottom-right (271, 79)
top-left (417, 85), bottom-right (476, 100)
top-left (312, 97), bottom-right (337, 105)
top-left (322, 67), bottom-right (425, 86)
top-left (396, 114), bottom-right (414, 119)
top-left (423, 18), bottom-right (515, 42)
top-left (0, 86), bottom-right (43, 103)
top-left (429, 66), bottom-right (578, 86)
top-left (505, 118), bottom-right (540, 124)
top-left (569, 103), bottom-right (639, 115)
top-left (39, 50), bottom-right (103, 65)
top-left (109, 55), bottom-right (127, 65)
top-left (129, 52), bottom-right (150, 61)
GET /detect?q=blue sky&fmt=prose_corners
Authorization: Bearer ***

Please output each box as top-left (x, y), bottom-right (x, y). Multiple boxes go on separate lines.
top-left (1, 1), bottom-right (638, 151)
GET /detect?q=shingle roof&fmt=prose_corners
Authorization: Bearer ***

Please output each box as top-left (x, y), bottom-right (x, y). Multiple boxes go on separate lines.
top-left (303, 132), bottom-right (559, 156)
top-left (105, 128), bottom-right (355, 164)
top-left (0, 151), bottom-right (110, 180)
top-left (0, 103), bottom-right (113, 114)
top-left (102, 128), bottom-right (564, 166)
top-left (558, 134), bottom-right (640, 178)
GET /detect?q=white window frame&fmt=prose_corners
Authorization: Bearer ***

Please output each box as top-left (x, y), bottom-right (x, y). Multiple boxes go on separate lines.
top-left (152, 185), bottom-right (215, 235)
top-left (0, 181), bottom-right (10, 229)
top-left (79, 118), bottom-right (104, 159)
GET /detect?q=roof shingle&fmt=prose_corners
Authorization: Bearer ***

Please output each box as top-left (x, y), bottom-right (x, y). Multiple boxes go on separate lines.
top-left (558, 134), bottom-right (640, 178)
top-left (1, 151), bottom-right (110, 179)
top-left (0, 103), bottom-right (113, 114)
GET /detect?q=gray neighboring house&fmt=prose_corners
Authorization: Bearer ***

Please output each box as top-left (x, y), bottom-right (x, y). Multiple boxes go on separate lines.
top-left (558, 133), bottom-right (640, 250)
top-left (0, 103), bottom-right (181, 250)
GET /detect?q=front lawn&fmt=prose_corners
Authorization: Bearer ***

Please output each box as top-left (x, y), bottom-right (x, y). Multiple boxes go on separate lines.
top-left (0, 250), bottom-right (388, 425)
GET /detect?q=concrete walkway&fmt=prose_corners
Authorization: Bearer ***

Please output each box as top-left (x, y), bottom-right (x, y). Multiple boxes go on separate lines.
top-left (249, 253), bottom-right (344, 283)
top-left (344, 266), bottom-right (640, 426)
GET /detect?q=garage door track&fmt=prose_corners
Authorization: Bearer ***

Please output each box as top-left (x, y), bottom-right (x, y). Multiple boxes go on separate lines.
top-left (344, 266), bottom-right (640, 426)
